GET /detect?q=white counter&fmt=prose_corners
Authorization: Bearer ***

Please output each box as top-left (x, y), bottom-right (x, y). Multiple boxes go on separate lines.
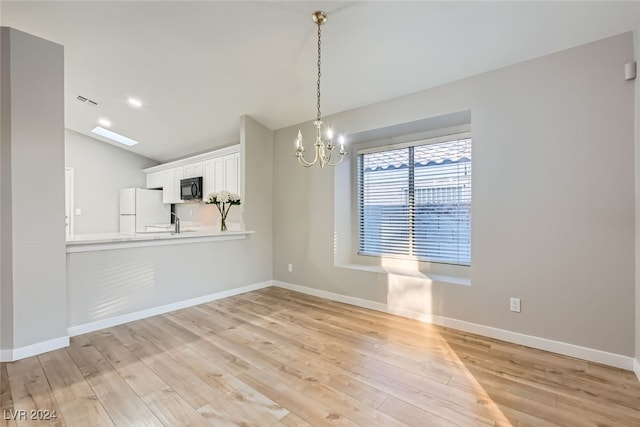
top-left (66, 229), bottom-right (254, 253)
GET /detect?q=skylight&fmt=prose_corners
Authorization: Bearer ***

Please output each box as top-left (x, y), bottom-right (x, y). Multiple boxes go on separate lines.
top-left (91, 126), bottom-right (139, 146)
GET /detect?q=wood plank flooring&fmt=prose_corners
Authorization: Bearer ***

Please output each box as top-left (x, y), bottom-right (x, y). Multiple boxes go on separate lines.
top-left (1, 287), bottom-right (639, 426)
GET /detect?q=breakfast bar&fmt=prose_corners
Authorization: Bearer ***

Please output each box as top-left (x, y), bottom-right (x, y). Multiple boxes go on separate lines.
top-left (66, 230), bottom-right (255, 253)
top-left (65, 227), bottom-right (262, 335)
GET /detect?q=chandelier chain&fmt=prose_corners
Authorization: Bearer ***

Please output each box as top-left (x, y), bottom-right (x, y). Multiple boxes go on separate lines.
top-left (295, 11), bottom-right (346, 168)
top-left (316, 20), bottom-right (322, 122)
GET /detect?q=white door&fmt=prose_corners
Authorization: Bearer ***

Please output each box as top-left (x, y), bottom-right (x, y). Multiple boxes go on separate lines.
top-left (65, 167), bottom-right (74, 238)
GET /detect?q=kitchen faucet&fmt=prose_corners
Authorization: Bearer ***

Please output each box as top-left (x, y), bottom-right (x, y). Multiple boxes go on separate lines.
top-left (171, 212), bottom-right (180, 234)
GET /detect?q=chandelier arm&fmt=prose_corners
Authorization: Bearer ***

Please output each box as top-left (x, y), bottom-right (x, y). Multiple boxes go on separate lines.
top-left (325, 152), bottom-right (347, 167)
top-left (323, 146), bottom-right (333, 163)
top-left (296, 148), bottom-right (320, 167)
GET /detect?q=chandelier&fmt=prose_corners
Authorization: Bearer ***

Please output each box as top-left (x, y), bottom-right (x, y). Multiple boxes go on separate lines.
top-left (295, 11), bottom-right (347, 168)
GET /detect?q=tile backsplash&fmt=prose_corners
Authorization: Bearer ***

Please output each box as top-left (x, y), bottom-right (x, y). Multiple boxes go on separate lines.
top-left (175, 202), bottom-right (243, 229)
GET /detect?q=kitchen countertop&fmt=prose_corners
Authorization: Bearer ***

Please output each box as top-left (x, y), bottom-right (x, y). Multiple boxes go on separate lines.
top-left (66, 229), bottom-right (254, 253)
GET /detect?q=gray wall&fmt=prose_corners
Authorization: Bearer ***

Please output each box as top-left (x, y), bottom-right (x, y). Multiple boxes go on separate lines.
top-left (273, 33), bottom-right (635, 357)
top-left (65, 129), bottom-right (158, 234)
top-left (635, 24), bottom-right (640, 367)
top-left (241, 115), bottom-right (274, 279)
top-left (0, 27), bottom-right (13, 352)
top-left (66, 116), bottom-right (274, 326)
top-left (0, 27), bottom-right (67, 349)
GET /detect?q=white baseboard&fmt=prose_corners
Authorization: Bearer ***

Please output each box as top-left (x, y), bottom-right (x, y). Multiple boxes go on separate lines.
top-left (4, 279), bottom-right (635, 377)
top-left (0, 336), bottom-right (70, 362)
top-left (67, 281), bottom-right (272, 337)
top-left (1, 281), bottom-right (273, 361)
top-left (273, 280), bottom-right (635, 372)
top-left (275, 280), bottom-right (389, 312)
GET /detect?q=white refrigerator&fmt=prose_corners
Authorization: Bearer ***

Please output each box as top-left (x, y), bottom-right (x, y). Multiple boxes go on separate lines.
top-left (119, 188), bottom-right (170, 234)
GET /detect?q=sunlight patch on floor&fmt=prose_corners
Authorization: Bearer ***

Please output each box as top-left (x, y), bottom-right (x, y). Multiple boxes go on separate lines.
top-left (384, 264), bottom-right (513, 425)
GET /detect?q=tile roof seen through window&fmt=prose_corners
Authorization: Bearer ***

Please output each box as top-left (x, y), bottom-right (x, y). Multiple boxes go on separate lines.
top-left (363, 138), bottom-right (471, 172)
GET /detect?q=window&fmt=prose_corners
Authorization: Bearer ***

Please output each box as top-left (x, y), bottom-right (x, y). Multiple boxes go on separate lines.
top-left (357, 134), bottom-right (471, 265)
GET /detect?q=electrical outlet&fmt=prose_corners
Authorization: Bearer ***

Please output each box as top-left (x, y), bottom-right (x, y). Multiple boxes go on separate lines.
top-left (287, 263), bottom-right (293, 273)
top-left (510, 297), bottom-right (521, 313)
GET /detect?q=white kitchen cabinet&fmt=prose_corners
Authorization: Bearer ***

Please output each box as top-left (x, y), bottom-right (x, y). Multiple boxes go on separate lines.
top-left (146, 171), bottom-right (164, 189)
top-left (204, 153), bottom-right (239, 196)
top-left (203, 157), bottom-right (224, 199)
top-left (171, 167), bottom-right (184, 203)
top-left (161, 169), bottom-right (174, 204)
top-left (144, 144), bottom-right (241, 204)
top-left (160, 167), bottom-right (184, 204)
top-left (223, 152), bottom-right (240, 194)
top-left (183, 162), bottom-right (203, 179)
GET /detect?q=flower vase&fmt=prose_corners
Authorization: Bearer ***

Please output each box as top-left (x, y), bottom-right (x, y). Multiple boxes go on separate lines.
top-left (218, 203), bottom-right (229, 232)
top-left (207, 191), bottom-right (240, 232)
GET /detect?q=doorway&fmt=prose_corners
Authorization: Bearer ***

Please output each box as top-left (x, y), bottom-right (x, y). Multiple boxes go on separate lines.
top-left (65, 167), bottom-right (74, 238)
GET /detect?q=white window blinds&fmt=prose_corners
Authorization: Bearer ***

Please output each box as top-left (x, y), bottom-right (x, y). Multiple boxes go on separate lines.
top-left (358, 134), bottom-right (472, 265)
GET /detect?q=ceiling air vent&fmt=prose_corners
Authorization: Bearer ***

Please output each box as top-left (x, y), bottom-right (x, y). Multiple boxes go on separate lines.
top-left (76, 95), bottom-right (98, 106)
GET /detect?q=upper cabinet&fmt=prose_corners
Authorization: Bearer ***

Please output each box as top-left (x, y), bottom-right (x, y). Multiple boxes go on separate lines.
top-left (183, 162), bottom-right (203, 179)
top-left (224, 152), bottom-right (240, 195)
top-left (146, 171), bottom-right (164, 189)
top-left (204, 152), bottom-right (240, 198)
top-left (165, 167), bottom-right (183, 204)
top-left (144, 145), bottom-right (240, 204)
top-left (203, 156), bottom-right (224, 198)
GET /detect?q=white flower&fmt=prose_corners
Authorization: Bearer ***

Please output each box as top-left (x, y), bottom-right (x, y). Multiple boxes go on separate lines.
top-left (205, 190), bottom-right (241, 205)
top-left (218, 190), bottom-right (231, 203)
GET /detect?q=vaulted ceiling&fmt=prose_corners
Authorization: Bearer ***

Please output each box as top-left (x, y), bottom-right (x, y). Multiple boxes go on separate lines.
top-left (2, 1), bottom-right (638, 161)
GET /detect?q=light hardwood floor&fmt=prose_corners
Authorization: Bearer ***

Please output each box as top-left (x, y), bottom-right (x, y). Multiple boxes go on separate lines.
top-left (1, 287), bottom-right (639, 426)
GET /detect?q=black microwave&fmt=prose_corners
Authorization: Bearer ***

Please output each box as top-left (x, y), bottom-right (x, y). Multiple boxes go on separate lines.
top-left (180, 176), bottom-right (203, 200)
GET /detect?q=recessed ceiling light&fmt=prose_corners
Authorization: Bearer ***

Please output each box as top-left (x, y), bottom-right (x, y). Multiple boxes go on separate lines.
top-left (98, 118), bottom-right (112, 127)
top-left (91, 126), bottom-right (139, 146)
top-left (127, 97), bottom-right (143, 108)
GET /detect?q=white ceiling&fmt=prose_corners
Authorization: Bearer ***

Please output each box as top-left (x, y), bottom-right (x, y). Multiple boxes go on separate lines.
top-left (2, 1), bottom-right (639, 162)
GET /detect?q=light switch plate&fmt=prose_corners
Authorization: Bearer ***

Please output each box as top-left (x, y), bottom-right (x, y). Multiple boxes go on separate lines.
top-left (75, 208), bottom-right (82, 216)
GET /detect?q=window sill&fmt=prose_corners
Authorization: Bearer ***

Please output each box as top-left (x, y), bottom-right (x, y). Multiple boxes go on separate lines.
top-left (335, 261), bottom-right (470, 286)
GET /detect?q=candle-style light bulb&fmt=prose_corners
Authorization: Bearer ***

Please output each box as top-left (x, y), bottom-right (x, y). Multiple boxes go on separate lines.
top-left (296, 130), bottom-right (302, 149)
top-left (339, 135), bottom-right (345, 151)
top-left (327, 128), bottom-right (333, 140)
